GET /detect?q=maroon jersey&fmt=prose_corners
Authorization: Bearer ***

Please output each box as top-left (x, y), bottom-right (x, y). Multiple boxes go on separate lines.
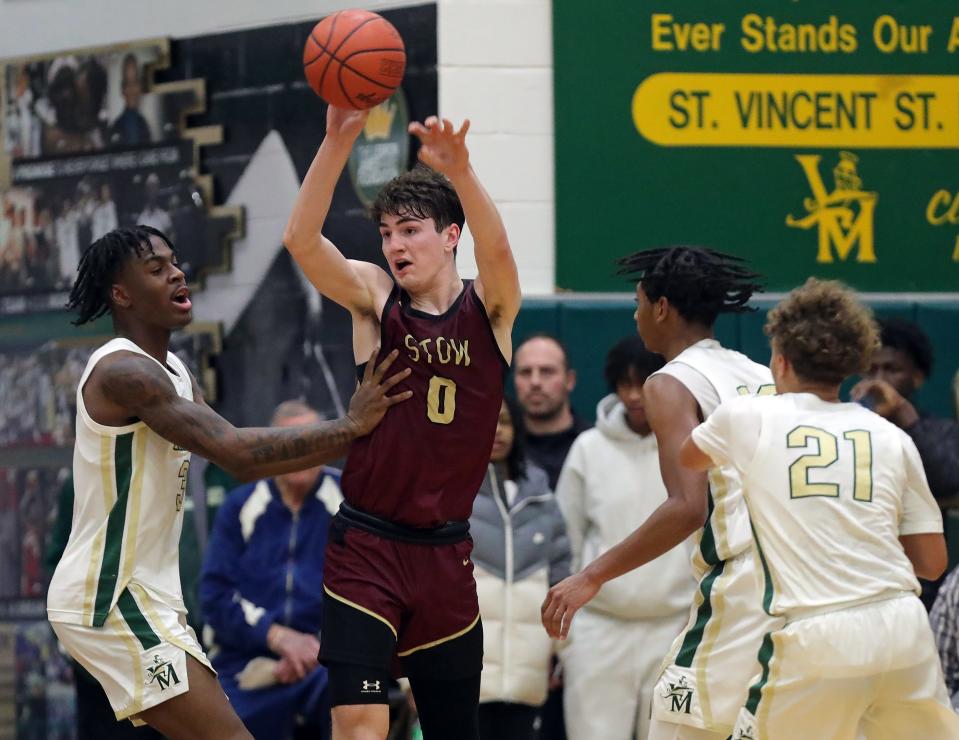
top-left (341, 280), bottom-right (507, 527)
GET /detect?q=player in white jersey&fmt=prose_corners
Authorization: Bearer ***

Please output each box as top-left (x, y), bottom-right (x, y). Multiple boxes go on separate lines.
top-left (681, 278), bottom-right (958, 740)
top-left (49, 226), bottom-right (411, 740)
top-left (542, 246), bottom-right (777, 739)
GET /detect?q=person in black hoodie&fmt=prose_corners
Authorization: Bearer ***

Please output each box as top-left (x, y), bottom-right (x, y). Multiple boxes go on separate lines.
top-left (513, 335), bottom-right (590, 489)
top-left (851, 317), bottom-right (959, 503)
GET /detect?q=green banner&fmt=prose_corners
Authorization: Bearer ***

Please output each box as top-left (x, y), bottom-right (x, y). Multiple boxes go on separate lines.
top-left (554, 2), bottom-right (959, 292)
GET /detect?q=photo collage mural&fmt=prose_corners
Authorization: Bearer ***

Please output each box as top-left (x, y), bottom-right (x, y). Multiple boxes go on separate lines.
top-left (0, 6), bottom-right (437, 735)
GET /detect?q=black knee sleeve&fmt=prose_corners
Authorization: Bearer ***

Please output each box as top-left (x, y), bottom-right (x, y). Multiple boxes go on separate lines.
top-left (327, 662), bottom-right (391, 706)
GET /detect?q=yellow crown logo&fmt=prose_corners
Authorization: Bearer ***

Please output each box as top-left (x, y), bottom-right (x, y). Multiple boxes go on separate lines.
top-left (363, 100), bottom-right (397, 141)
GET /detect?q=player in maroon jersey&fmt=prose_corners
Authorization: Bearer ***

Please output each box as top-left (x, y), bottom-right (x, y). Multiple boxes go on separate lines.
top-left (284, 106), bottom-right (521, 739)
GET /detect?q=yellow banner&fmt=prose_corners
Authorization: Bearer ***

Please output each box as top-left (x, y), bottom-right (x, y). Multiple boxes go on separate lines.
top-left (632, 73), bottom-right (959, 147)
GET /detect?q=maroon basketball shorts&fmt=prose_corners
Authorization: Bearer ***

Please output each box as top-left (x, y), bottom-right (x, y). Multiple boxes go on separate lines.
top-left (319, 507), bottom-right (483, 683)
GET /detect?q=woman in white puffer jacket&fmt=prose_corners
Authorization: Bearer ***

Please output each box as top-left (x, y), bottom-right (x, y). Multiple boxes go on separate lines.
top-left (470, 396), bottom-right (571, 740)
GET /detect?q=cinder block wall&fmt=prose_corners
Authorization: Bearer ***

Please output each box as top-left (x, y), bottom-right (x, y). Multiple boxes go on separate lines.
top-left (437, 0), bottom-right (555, 294)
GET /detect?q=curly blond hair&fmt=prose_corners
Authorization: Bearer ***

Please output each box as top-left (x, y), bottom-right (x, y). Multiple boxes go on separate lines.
top-left (764, 278), bottom-right (880, 385)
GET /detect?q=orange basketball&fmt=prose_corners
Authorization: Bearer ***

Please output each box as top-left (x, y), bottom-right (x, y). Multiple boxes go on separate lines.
top-left (303, 9), bottom-right (406, 110)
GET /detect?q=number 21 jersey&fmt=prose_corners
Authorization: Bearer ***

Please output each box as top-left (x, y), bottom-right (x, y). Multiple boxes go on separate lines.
top-left (692, 393), bottom-right (943, 616)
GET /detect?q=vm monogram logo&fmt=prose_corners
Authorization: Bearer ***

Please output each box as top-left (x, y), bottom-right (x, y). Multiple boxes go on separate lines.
top-left (786, 151), bottom-right (878, 264)
top-left (662, 675), bottom-right (694, 715)
top-left (145, 655), bottom-right (181, 691)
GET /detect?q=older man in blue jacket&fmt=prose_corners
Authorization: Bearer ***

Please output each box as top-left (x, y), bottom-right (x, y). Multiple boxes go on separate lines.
top-left (200, 401), bottom-right (343, 740)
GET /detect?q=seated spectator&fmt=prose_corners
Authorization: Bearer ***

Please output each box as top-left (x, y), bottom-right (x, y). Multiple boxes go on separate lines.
top-left (852, 318), bottom-right (959, 502)
top-left (556, 336), bottom-right (696, 740)
top-left (470, 396), bottom-right (571, 739)
top-left (200, 400), bottom-right (343, 740)
top-left (930, 565), bottom-right (959, 711)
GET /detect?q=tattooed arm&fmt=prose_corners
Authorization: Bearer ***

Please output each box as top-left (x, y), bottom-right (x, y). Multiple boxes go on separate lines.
top-left (185, 370), bottom-right (351, 469)
top-left (85, 348), bottom-right (410, 482)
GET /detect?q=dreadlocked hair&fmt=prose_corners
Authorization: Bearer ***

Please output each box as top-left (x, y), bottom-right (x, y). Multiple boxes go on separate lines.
top-left (67, 226), bottom-right (175, 325)
top-left (617, 246), bottom-right (764, 327)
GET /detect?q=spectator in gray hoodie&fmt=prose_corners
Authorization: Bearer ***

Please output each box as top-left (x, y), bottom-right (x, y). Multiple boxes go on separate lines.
top-left (471, 396), bottom-right (571, 740)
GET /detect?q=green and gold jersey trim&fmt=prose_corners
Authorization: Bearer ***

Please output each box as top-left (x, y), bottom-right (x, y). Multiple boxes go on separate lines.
top-left (116, 587), bottom-right (161, 651)
top-left (698, 491), bottom-right (719, 568)
top-left (706, 469), bottom-right (730, 559)
top-left (119, 432), bottom-right (148, 592)
top-left (81, 436), bottom-right (116, 619)
top-left (744, 632), bottom-right (775, 716)
top-left (750, 524), bottom-right (777, 617)
top-left (91, 431), bottom-right (143, 627)
top-left (675, 558), bottom-right (725, 669)
top-left (128, 583), bottom-right (207, 666)
top-left (744, 630), bottom-right (786, 735)
top-left (677, 492), bottom-right (722, 668)
top-left (105, 608), bottom-right (147, 717)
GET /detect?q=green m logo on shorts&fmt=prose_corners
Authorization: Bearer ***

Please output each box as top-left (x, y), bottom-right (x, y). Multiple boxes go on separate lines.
top-left (663, 675), bottom-right (694, 714)
top-left (145, 655), bottom-right (181, 691)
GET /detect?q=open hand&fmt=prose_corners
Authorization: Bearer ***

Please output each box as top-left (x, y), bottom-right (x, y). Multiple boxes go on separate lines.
top-left (541, 571), bottom-right (600, 640)
top-left (347, 347), bottom-right (412, 436)
top-left (409, 116), bottom-right (470, 177)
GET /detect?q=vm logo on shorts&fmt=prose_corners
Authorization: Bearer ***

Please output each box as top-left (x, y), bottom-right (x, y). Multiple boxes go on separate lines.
top-left (662, 675), bottom-right (694, 715)
top-left (361, 680), bottom-right (381, 693)
top-left (145, 655), bottom-right (181, 691)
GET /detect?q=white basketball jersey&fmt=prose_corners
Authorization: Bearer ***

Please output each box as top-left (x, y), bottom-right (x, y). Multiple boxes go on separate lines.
top-left (692, 393), bottom-right (943, 618)
top-left (47, 338), bottom-right (193, 627)
top-left (652, 338), bottom-right (774, 562)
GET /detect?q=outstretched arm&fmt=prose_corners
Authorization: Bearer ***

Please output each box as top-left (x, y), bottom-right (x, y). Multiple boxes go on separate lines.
top-left (90, 348), bottom-right (411, 482)
top-left (410, 117), bottom-right (521, 331)
top-left (283, 105), bottom-right (392, 315)
top-left (542, 374), bottom-right (707, 639)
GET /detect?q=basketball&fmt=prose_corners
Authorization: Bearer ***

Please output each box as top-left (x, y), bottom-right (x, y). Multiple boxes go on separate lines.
top-left (303, 9), bottom-right (406, 110)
